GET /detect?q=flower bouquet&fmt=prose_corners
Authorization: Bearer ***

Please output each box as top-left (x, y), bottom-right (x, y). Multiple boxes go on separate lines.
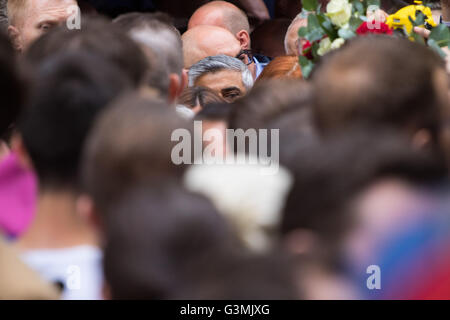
top-left (298, 0), bottom-right (450, 78)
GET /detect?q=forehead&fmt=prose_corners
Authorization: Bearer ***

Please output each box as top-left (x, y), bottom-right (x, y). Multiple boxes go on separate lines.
top-left (27, 0), bottom-right (77, 19)
top-left (195, 69), bottom-right (244, 89)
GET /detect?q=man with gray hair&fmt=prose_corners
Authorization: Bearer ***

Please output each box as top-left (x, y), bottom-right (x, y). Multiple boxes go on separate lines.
top-left (188, 54), bottom-right (253, 102)
top-left (284, 13), bottom-right (307, 56)
top-left (113, 13), bottom-right (187, 104)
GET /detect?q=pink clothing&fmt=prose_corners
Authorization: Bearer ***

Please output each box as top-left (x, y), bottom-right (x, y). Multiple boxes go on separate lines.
top-left (0, 153), bottom-right (37, 237)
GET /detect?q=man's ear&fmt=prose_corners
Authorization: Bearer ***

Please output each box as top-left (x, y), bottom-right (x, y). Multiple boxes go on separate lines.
top-left (11, 133), bottom-right (33, 170)
top-left (236, 30), bottom-right (251, 50)
top-left (168, 73), bottom-right (183, 104)
top-left (76, 194), bottom-right (103, 235)
top-left (7, 25), bottom-right (23, 52)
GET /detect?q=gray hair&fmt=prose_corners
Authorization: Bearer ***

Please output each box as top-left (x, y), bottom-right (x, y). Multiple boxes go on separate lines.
top-left (188, 54), bottom-right (254, 89)
top-left (113, 13), bottom-right (183, 99)
top-left (130, 23), bottom-right (183, 76)
top-left (114, 14), bottom-right (184, 76)
top-left (0, 0), bottom-right (8, 31)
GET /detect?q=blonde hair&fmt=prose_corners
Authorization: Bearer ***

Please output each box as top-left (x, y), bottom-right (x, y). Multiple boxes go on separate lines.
top-left (7, 0), bottom-right (27, 26)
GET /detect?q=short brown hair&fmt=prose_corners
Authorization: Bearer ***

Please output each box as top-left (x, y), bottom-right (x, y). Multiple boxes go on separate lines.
top-left (81, 94), bottom-right (192, 214)
top-left (312, 35), bottom-right (447, 140)
top-left (229, 79), bottom-right (316, 167)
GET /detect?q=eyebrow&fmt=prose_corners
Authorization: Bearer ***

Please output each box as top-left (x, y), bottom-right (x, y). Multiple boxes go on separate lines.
top-left (36, 9), bottom-right (72, 26)
top-left (35, 19), bottom-right (60, 28)
top-left (221, 87), bottom-right (242, 96)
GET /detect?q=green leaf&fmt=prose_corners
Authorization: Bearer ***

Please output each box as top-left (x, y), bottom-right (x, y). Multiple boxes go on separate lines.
top-left (352, 0), bottom-right (365, 15)
top-left (317, 13), bottom-right (338, 38)
top-left (428, 39), bottom-right (446, 58)
top-left (338, 28), bottom-right (356, 39)
top-left (299, 55), bottom-right (314, 79)
top-left (410, 11), bottom-right (426, 27)
top-left (305, 28), bottom-right (325, 42)
top-left (298, 26), bottom-right (308, 37)
top-left (311, 41), bottom-right (321, 60)
top-left (316, 3), bottom-right (322, 14)
top-left (410, 30), bottom-right (426, 45)
top-left (305, 14), bottom-right (325, 42)
top-left (349, 16), bottom-right (364, 32)
top-left (429, 24), bottom-right (450, 47)
top-left (307, 13), bottom-right (321, 30)
top-left (302, 0), bottom-right (318, 12)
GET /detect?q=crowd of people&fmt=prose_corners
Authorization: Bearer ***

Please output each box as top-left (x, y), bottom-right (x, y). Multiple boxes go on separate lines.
top-left (0, 0), bottom-right (449, 300)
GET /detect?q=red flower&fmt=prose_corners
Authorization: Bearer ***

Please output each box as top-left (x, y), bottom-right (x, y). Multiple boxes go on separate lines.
top-left (356, 21), bottom-right (393, 36)
top-left (301, 40), bottom-right (313, 60)
top-left (301, 35), bottom-right (328, 60)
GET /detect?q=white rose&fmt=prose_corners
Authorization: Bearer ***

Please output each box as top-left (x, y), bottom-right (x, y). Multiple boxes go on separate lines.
top-left (317, 37), bottom-right (332, 56)
top-left (326, 0), bottom-right (353, 27)
top-left (330, 38), bottom-right (345, 50)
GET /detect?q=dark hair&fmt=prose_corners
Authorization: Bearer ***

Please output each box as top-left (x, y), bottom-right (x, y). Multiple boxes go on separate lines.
top-left (250, 18), bottom-right (292, 58)
top-left (195, 102), bottom-right (233, 121)
top-left (103, 182), bottom-right (236, 299)
top-left (312, 35), bottom-right (447, 142)
top-left (228, 79), bottom-right (317, 167)
top-left (19, 50), bottom-right (131, 188)
top-left (281, 127), bottom-right (447, 265)
top-left (175, 249), bottom-right (297, 300)
top-left (179, 86), bottom-right (225, 110)
top-left (24, 17), bottom-right (149, 88)
top-left (229, 80), bottom-right (311, 131)
top-left (0, 31), bottom-right (23, 139)
top-left (81, 94), bottom-right (192, 214)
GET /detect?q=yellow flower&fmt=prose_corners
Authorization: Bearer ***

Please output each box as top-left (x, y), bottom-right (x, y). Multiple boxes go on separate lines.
top-left (326, 0), bottom-right (353, 27)
top-left (330, 38), bottom-right (345, 50)
top-left (317, 37), bottom-right (332, 56)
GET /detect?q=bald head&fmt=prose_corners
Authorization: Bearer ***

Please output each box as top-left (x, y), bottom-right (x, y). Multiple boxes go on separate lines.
top-left (182, 25), bottom-right (241, 68)
top-left (7, 0), bottom-right (78, 51)
top-left (284, 15), bottom-right (307, 56)
top-left (188, 1), bottom-right (250, 35)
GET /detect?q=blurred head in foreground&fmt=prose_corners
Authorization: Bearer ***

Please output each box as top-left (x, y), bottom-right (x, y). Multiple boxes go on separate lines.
top-left (312, 36), bottom-right (448, 158)
top-left (25, 17), bottom-right (152, 92)
top-left (281, 128), bottom-right (447, 299)
top-left (103, 183), bottom-right (297, 299)
top-left (81, 94), bottom-right (192, 225)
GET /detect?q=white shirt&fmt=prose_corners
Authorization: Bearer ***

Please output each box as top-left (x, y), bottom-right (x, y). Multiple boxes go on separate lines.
top-left (254, 56), bottom-right (269, 78)
top-left (21, 245), bottom-right (103, 300)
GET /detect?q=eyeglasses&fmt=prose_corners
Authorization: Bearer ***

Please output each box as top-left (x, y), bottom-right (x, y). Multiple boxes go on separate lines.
top-left (235, 49), bottom-right (254, 66)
